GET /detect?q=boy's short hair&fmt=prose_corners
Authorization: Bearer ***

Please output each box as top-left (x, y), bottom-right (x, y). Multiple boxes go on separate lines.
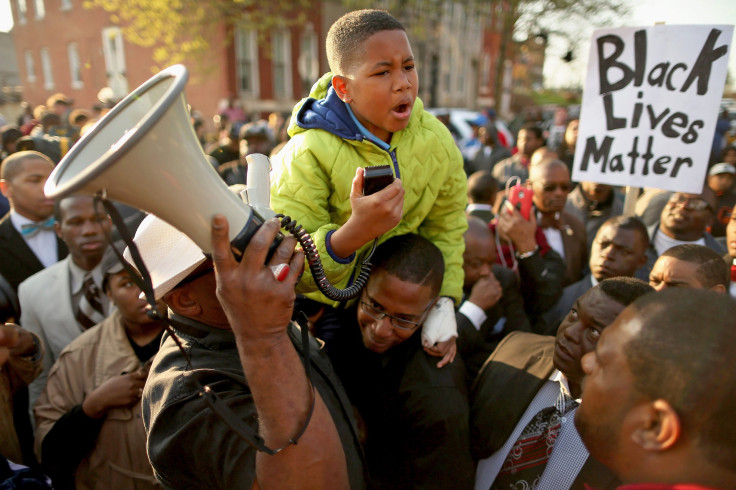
top-left (326, 9), bottom-right (405, 76)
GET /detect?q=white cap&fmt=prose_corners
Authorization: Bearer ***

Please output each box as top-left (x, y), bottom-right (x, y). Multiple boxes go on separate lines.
top-left (708, 163), bottom-right (736, 177)
top-left (123, 214), bottom-right (208, 299)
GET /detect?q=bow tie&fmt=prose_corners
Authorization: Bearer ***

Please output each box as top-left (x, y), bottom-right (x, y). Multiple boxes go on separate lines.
top-left (21, 217), bottom-right (56, 238)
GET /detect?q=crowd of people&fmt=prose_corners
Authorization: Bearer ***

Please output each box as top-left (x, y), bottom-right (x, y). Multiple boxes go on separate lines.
top-left (1, 7), bottom-right (736, 490)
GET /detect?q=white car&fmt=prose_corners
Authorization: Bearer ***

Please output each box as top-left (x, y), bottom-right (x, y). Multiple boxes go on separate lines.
top-left (427, 108), bottom-right (514, 153)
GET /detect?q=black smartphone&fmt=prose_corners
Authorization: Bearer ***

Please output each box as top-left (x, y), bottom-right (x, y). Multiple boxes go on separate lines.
top-left (363, 165), bottom-right (394, 196)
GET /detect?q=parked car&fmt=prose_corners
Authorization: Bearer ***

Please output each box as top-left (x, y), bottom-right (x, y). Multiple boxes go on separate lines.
top-left (427, 107), bottom-right (514, 151)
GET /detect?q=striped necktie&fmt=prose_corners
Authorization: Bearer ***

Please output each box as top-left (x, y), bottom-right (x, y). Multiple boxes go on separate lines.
top-left (76, 272), bottom-right (105, 329)
top-left (491, 388), bottom-right (578, 490)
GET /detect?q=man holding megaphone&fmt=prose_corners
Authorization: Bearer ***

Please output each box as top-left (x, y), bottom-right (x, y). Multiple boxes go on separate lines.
top-left (133, 213), bottom-right (365, 489)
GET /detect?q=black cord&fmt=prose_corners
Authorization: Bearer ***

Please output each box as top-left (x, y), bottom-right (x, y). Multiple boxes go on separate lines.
top-left (278, 214), bottom-right (374, 302)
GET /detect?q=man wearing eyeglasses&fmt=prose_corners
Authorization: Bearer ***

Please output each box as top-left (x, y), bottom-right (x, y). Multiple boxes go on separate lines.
top-left (637, 186), bottom-right (725, 281)
top-left (528, 159), bottom-right (588, 286)
top-left (322, 233), bottom-right (474, 490)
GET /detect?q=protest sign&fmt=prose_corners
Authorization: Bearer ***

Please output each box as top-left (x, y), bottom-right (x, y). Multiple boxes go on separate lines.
top-left (573, 25), bottom-right (733, 193)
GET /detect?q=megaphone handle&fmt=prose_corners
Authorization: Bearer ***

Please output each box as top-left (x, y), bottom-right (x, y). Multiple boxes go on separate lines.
top-left (231, 208), bottom-right (283, 263)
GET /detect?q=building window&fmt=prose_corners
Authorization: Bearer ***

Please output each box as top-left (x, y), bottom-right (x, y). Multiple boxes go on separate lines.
top-left (34, 0), bottom-right (44, 19)
top-left (24, 50), bottom-right (36, 82)
top-left (272, 29), bottom-right (292, 99)
top-left (40, 47), bottom-right (54, 90)
top-left (61, 0), bottom-right (72, 10)
top-left (235, 27), bottom-right (259, 97)
top-left (68, 43), bottom-right (83, 88)
top-left (17, 0), bottom-right (27, 25)
top-left (298, 24), bottom-right (319, 95)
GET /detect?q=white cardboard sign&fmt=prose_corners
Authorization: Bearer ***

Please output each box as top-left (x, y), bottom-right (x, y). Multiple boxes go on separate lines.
top-left (573, 25), bottom-right (733, 193)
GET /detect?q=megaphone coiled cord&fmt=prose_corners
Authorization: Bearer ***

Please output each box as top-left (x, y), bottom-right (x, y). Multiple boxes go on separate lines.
top-left (277, 214), bottom-right (374, 302)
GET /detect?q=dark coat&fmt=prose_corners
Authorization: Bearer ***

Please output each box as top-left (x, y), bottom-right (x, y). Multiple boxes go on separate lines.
top-left (470, 331), bottom-right (620, 490)
top-left (0, 213), bottom-right (68, 293)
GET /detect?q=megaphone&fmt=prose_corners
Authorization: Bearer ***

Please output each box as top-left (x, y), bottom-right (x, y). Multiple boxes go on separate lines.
top-left (44, 64), bottom-right (369, 301)
top-left (44, 64), bottom-right (266, 255)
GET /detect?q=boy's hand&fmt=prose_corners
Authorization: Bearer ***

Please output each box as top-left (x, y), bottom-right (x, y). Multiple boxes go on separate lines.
top-left (423, 337), bottom-right (457, 368)
top-left (351, 167), bottom-right (404, 235)
top-left (329, 168), bottom-right (405, 259)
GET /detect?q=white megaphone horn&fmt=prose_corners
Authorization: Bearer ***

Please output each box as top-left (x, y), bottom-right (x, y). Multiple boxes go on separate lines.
top-left (44, 64), bottom-right (268, 256)
top-left (44, 64), bottom-right (370, 301)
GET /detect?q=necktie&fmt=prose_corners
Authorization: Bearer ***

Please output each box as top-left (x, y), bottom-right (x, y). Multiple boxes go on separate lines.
top-left (491, 388), bottom-right (578, 490)
top-left (76, 273), bottom-right (106, 329)
top-left (20, 217), bottom-right (56, 238)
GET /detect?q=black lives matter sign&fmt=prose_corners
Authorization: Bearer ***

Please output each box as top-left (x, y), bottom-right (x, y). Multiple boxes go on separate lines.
top-left (573, 25), bottom-right (733, 193)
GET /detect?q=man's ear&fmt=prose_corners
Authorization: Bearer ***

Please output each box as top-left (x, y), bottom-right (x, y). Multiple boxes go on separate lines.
top-left (0, 180), bottom-right (8, 199)
top-left (54, 221), bottom-right (63, 240)
top-left (163, 287), bottom-right (202, 318)
top-left (331, 76), bottom-right (352, 103)
top-left (710, 283), bottom-right (727, 294)
top-left (631, 399), bottom-right (681, 451)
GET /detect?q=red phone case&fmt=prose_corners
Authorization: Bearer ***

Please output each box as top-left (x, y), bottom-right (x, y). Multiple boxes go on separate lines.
top-left (508, 185), bottom-right (533, 220)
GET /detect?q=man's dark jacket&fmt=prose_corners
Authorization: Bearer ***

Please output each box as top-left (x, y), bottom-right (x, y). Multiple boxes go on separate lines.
top-left (0, 213), bottom-right (68, 293)
top-left (470, 331), bottom-right (619, 490)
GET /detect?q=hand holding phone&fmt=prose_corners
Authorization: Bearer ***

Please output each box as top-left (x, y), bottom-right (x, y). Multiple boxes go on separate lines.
top-left (363, 165), bottom-right (395, 196)
top-left (507, 184), bottom-right (533, 220)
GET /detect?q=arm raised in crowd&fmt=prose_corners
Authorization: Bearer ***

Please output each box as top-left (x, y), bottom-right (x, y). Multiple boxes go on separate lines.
top-left (210, 216), bottom-right (349, 489)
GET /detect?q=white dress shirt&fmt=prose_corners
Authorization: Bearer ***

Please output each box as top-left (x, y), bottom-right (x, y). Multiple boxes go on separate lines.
top-left (475, 371), bottom-right (589, 490)
top-left (10, 211), bottom-right (58, 267)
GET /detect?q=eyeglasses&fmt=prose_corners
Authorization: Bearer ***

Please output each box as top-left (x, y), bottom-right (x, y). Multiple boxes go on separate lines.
top-left (668, 195), bottom-right (711, 212)
top-left (540, 182), bottom-right (572, 193)
top-left (360, 299), bottom-right (433, 332)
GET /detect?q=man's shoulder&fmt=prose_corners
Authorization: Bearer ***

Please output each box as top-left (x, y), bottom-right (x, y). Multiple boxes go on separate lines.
top-left (18, 257), bottom-right (68, 295)
top-left (486, 331), bottom-right (555, 368)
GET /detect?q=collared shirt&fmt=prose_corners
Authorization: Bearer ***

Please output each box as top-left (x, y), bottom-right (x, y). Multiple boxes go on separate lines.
top-left (459, 300), bottom-right (506, 335)
top-left (466, 203), bottom-right (494, 213)
top-left (68, 259), bottom-right (108, 318)
top-left (543, 227), bottom-right (566, 260)
top-left (652, 228), bottom-right (705, 257)
top-left (10, 211), bottom-right (58, 267)
top-left (475, 370), bottom-right (589, 490)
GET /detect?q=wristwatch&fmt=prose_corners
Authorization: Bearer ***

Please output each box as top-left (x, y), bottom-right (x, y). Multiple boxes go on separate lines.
top-left (515, 245), bottom-right (539, 260)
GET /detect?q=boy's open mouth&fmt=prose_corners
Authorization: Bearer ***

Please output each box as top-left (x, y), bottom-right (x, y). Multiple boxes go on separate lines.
top-left (392, 102), bottom-right (411, 117)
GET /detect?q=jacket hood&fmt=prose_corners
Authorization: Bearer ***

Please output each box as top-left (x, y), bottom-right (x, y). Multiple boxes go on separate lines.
top-left (288, 72), bottom-right (363, 141)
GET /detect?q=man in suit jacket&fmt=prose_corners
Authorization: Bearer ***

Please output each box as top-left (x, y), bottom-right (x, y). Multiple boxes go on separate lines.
top-left (471, 277), bottom-right (654, 489)
top-left (465, 171), bottom-right (497, 224)
top-left (543, 216), bottom-right (650, 333)
top-left (0, 151), bottom-right (68, 294)
top-left (19, 196), bottom-right (112, 408)
top-left (637, 189), bottom-right (725, 281)
top-left (457, 217), bottom-right (530, 380)
top-left (528, 159), bottom-right (587, 286)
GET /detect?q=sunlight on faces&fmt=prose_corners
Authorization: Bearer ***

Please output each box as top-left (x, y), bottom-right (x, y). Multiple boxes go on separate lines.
top-left (56, 197), bottom-right (112, 270)
top-left (529, 164), bottom-right (571, 213)
top-left (648, 256), bottom-right (704, 291)
top-left (1, 158), bottom-right (55, 221)
top-left (106, 271), bottom-right (162, 325)
top-left (576, 308), bottom-right (645, 470)
top-left (553, 287), bottom-right (625, 386)
top-left (462, 229), bottom-right (497, 289)
top-left (589, 225), bottom-right (648, 281)
top-left (334, 29), bottom-right (418, 144)
top-left (357, 270), bottom-right (435, 354)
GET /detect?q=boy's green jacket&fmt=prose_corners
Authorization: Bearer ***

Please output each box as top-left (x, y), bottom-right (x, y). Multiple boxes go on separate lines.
top-left (271, 73), bottom-right (467, 307)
